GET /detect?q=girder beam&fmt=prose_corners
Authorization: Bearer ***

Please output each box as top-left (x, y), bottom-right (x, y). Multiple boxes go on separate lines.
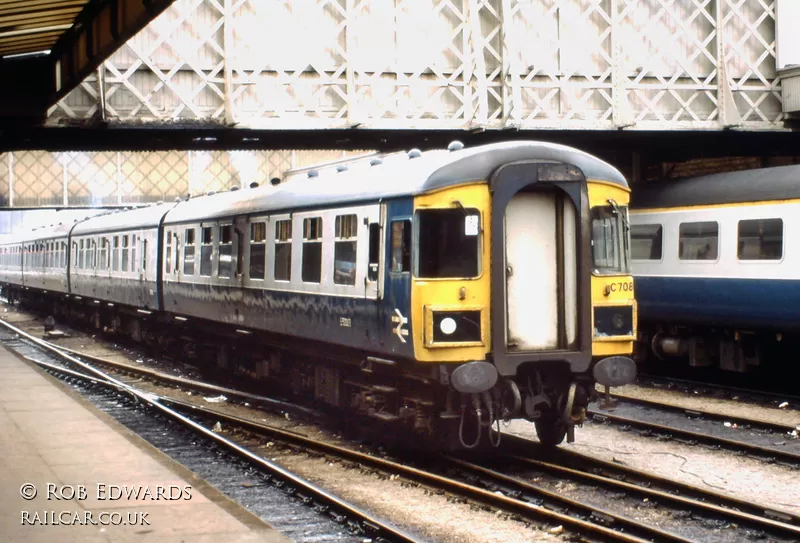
top-left (50, 0), bottom-right (177, 104)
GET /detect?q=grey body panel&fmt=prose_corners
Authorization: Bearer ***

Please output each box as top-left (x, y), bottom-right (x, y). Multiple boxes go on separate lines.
top-left (70, 227), bottom-right (161, 309)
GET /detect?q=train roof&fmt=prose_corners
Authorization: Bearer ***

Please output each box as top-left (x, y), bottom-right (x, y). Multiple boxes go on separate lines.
top-left (0, 221), bottom-right (75, 244)
top-left (163, 140), bottom-right (627, 225)
top-left (630, 164), bottom-right (800, 210)
top-left (71, 202), bottom-right (177, 236)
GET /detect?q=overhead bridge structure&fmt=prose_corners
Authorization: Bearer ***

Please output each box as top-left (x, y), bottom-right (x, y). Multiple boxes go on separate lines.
top-left (41, 0), bottom-right (800, 132)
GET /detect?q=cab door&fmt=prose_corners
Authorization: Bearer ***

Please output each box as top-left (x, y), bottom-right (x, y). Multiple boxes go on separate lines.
top-left (382, 199), bottom-right (414, 357)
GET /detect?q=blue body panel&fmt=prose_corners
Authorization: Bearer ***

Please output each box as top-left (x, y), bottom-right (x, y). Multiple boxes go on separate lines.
top-left (635, 276), bottom-right (800, 331)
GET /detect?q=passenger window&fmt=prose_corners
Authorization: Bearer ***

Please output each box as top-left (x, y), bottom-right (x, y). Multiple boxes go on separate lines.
top-left (368, 223), bottom-right (380, 282)
top-left (174, 234), bottom-right (180, 274)
top-left (631, 224), bottom-right (663, 260)
top-left (113, 236), bottom-right (120, 271)
top-left (218, 225), bottom-right (233, 279)
top-left (390, 220), bottom-right (411, 273)
top-left (131, 235), bottom-right (137, 272)
top-left (122, 235), bottom-right (129, 272)
top-left (99, 239), bottom-right (107, 270)
top-left (738, 218), bottom-right (783, 260)
top-left (165, 231), bottom-right (172, 274)
top-left (250, 222), bottom-right (266, 280)
top-left (91, 240), bottom-right (97, 269)
top-left (334, 214), bottom-right (357, 286)
top-left (302, 217), bottom-right (322, 283)
top-left (200, 227), bottom-right (213, 276)
top-left (678, 221), bottom-right (718, 260)
top-left (274, 219), bottom-right (292, 281)
top-left (183, 229), bottom-right (195, 275)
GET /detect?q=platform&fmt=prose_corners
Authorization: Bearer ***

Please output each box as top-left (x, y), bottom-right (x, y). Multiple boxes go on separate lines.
top-left (0, 344), bottom-right (291, 543)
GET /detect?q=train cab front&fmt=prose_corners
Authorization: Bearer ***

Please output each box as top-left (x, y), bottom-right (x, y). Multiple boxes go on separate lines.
top-left (587, 181), bottom-right (638, 393)
top-left (411, 163), bottom-right (636, 450)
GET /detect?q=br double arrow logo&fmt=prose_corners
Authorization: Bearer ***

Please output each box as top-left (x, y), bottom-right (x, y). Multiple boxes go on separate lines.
top-left (390, 308), bottom-right (409, 343)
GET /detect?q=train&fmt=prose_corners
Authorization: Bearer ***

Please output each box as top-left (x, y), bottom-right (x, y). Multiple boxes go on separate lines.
top-left (630, 164), bottom-right (800, 376)
top-left (0, 141), bottom-right (637, 450)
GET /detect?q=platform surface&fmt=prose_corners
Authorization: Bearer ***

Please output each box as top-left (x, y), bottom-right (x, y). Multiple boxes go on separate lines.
top-left (0, 343), bottom-right (291, 543)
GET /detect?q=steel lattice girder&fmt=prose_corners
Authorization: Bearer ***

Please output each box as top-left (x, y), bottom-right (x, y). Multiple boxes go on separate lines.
top-left (47, 0), bottom-right (787, 131)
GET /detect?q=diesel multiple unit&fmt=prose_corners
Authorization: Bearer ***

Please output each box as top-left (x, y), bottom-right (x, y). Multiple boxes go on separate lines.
top-left (0, 141), bottom-right (637, 449)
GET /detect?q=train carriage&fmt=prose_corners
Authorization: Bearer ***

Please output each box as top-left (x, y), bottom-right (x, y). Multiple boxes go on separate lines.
top-left (0, 141), bottom-right (637, 449)
top-left (68, 204), bottom-right (170, 313)
top-left (156, 141), bottom-right (636, 447)
top-left (630, 164), bottom-right (800, 373)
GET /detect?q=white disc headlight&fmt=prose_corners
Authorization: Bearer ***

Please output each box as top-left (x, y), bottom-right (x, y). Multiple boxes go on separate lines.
top-left (440, 317), bottom-right (457, 335)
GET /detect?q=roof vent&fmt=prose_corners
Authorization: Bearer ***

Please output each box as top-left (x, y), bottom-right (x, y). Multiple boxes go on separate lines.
top-left (269, 177), bottom-right (281, 186)
top-left (230, 186), bottom-right (240, 192)
top-left (408, 148), bottom-right (422, 159)
top-left (336, 165), bottom-right (349, 173)
top-left (250, 181), bottom-right (260, 189)
top-left (448, 140), bottom-right (464, 152)
top-left (307, 170), bottom-right (319, 178)
top-left (370, 158), bottom-right (383, 166)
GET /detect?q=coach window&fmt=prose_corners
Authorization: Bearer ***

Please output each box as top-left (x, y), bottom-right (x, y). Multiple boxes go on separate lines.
top-left (250, 222), bottom-right (266, 280)
top-left (218, 225), bottom-right (233, 279)
top-left (274, 219), bottom-right (292, 281)
top-left (165, 231), bottom-right (172, 274)
top-left (200, 227), bottom-right (213, 276)
top-left (183, 229), bottom-right (195, 275)
top-left (90, 240), bottom-right (97, 269)
top-left (738, 218), bottom-right (783, 260)
top-left (302, 217), bottom-right (323, 283)
top-left (131, 235), bottom-right (137, 272)
top-left (390, 220), bottom-right (411, 273)
top-left (99, 239), bottom-right (107, 270)
top-left (112, 236), bottom-right (120, 271)
top-left (679, 221), bottom-right (718, 260)
top-left (172, 232), bottom-right (180, 275)
top-left (334, 214), bottom-right (358, 286)
top-left (632, 224), bottom-right (663, 260)
top-left (121, 235), bottom-right (129, 272)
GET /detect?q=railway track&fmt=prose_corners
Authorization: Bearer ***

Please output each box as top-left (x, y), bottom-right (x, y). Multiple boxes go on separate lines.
top-left (5, 316), bottom-right (800, 542)
top-left (636, 374), bottom-right (800, 411)
top-left (0, 319), bottom-right (418, 543)
top-left (587, 397), bottom-right (800, 465)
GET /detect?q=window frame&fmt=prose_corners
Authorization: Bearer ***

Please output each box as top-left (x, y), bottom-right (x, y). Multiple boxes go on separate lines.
top-left (301, 216), bottom-right (323, 284)
top-left (333, 214), bottom-right (358, 286)
top-left (272, 216), bottom-right (293, 283)
top-left (249, 220), bottom-right (267, 281)
top-left (736, 218), bottom-right (784, 262)
top-left (630, 223), bottom-right (664, 262)
top-left (678, 220), bottom-right (720, 262)
top-left (389, 219), bottom-right (412, 274)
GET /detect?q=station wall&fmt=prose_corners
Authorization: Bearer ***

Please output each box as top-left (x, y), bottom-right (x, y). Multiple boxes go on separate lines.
top-left (0, 149), bottom-right (374, 208)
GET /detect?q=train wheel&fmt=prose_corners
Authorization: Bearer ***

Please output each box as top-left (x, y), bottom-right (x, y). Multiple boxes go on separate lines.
top-left (534, 410), bottom-right (567, 447)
